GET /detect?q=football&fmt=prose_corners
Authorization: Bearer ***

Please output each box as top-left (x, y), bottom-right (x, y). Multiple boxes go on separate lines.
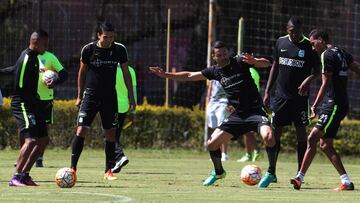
top-left (240, 164), bottom-right (262, 186)
top-left (55, 167), bottom-right (76, 188)
top-left (42, 70), bottom-right (59, 83)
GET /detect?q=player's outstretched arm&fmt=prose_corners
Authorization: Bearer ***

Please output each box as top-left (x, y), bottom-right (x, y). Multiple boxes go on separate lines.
top-left (149, 66), bottom-right (207, 81)
top-left (242, 53), bottom-right (271, 68)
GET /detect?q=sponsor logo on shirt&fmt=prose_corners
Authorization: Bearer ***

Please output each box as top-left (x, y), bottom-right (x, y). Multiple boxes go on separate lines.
top-left (279, 57), bottom-right (305, 68)
top-left (280, 49), bottom-right (287, 52)
top-left (298, 50), bottom-right (305, 57)
top-left (91, 58), bottom-right (118, 68)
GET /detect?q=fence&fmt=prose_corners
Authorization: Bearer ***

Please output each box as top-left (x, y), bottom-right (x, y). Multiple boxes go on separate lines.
top-left (0, 0), bottom-right (359, 117)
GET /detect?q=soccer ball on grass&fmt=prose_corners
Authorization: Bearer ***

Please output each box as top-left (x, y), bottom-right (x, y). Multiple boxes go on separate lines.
top-left (55, 167), bottom-right (76, 188)
top-left (240, 164), bottom-right (262, 186)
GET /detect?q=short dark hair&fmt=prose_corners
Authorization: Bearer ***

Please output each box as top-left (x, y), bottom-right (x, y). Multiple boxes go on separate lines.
top-left (98, 21), bottom-right (115, 34)
top-left (309, 29), bottom-right (329, 43)
top-left (287, 17), bottom-right (302, 28)
top-left (212, 41), bottom-right (227, 49)
top-left (34, 29), bottom-right (49, 38)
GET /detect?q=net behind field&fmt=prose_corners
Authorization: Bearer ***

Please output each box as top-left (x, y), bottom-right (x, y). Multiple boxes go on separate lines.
top-left (0, 0), bottom-right (359, 117)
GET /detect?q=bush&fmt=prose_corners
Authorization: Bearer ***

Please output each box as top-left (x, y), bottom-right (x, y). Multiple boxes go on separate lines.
top-left (1, 98), bottom-right (360, 155)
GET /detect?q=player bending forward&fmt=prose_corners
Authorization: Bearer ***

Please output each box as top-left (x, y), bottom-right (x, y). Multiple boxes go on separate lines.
top-left (149, 41), bottom-right (275, 186)
top-left (291, 29), bottom-right (360, 191)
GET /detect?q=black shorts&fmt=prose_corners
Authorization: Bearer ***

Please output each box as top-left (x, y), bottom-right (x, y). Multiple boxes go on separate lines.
top-left (271, 96), bottom-right (309, 127)
top-left (218, 109), bottom-right (270, 139)
top-left (11, 96), bottom-right (48, 138)
top-left (39, 100), bottom-right (53, 124)
top-left (77, 88), bottom-right (118, 129)
top-left (315, 104), bottom-right (348, 138)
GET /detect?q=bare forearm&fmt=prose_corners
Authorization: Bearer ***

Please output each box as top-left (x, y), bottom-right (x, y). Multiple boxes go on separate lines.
top-left (253, 58), bottom-right (271, 68)
top-left (77, 71), bottom-right (85, 98)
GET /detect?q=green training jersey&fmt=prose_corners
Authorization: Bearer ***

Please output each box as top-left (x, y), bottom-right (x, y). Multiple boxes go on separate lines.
top-left (250, 67), bottom-right (260, 90)
top-left (37, 51), bottom-right (64, 100)
top-left (116, 65), bottom-right (137, 113)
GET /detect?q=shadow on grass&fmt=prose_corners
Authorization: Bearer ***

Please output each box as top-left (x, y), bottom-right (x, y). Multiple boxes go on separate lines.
top-left (126, 171), bottom-right (175, 175)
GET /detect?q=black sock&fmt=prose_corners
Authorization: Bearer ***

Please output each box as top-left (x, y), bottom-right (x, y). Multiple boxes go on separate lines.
top-left (105, 141), bottom-right (116, 172)
top-left (71, 136), bottom-right (84, 170)
top-left (209, 149), bottom-right (224, 175)
top-left (266, 140), bottom-right (280, 175)
top-left (297, 141), bottom-right (307, 171)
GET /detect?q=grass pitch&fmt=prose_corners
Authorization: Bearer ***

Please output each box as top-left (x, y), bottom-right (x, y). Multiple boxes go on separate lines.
top-left (0, 148), bottom-right (359, 202)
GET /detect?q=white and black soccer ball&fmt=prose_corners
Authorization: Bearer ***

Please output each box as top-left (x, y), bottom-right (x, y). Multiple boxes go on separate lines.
top-left (240, 164), bottom-right (262, 186)
top-left (55, 167), bottom-right (77, 188)
top-left (42, 70), bottom-right (59, 83)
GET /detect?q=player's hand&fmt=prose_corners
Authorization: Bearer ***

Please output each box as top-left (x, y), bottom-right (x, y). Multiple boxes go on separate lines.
top-left (128, 97), bottom-right (137, 112)
top-left (263, 92), bottom-right (270, 108)
top-left (298, 80), bottom-right (310, 96)
top-left (149, 66), bottom-right (165, 78)
top-left (75, 98), bottom-right (82, 108)
top-left (45, 79), bottom-right (55, 88)
top-left (226, 105), bottom-right (235, 113)
top-left (309, 105), bottom-right (317, 119)
top-left (241, 53), bottom-right (256, 65)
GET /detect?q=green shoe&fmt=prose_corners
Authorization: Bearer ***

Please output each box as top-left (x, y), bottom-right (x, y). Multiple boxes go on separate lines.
top-left (252, 150), bottom-right (261, 162)
top-left (237, 153), bottom-right (252, 162)
top-left (203, 171), bottom-right (226, 186)
top-left (258, 172), bottom-right (277, 188)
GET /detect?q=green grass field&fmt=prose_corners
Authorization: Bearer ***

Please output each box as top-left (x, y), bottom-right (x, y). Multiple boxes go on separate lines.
top-left (0, 148), bottom-right (359, 202)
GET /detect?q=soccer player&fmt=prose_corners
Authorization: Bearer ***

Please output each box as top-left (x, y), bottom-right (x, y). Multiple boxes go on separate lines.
top-left (0, 51), bottom-right (67, 168)
top-left (291, 29), bottom-right (359, 191)
top-left (34, 51), bottom-right (68, 167)
top-left (149, 41), bottom-right (275, 186)
top-left (259, 17), bottom-right (320, 188)
top-left (70, 22), bottom-right (136, 181)
top-left (110, 65), bottom-right (137, 173)
top-left (8, 30), bottom-right (49, 186)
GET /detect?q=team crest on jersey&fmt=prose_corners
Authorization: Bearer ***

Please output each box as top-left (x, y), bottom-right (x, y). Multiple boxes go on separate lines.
top-left (298, 50), bottom-right (305, 57)
top-left (220, 77), bottom-right (231, 87)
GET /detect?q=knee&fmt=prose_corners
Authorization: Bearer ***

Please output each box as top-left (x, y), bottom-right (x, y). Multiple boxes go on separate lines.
top-left (104, 128), bottom-right (116, 142)
top-left (76, 126), bottom-right (87, 138)
top-left (307, 131), bottom-right (319, 148)
top-left (261, 128), bottom-right (275, 147)
top-left (207, 140), bottom-right (217, 151)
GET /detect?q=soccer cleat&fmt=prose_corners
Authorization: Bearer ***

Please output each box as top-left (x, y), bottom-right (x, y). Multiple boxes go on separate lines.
top-left (9, 176), bottom-right (26, 187)
top-left (252, 150), bottom-right (261, 162)
top-left (104, 169), bottom-right (118, 180)
top-left (35, 159), bottom-right (44, 167)
top-left (334, 182), bottom-right (354, 191)
top-left (21, 175), bottom-right (39, 186)
top-left (258, 172), bottom-right (277, 188)
top-left (203, 170), bottom-right (226, 186)
top-left (290, 177), bottom-right (302, 190)
top-left (111, 156), bottom-right (129, 173)
top-left (237, 153), bottom-right (252, 162)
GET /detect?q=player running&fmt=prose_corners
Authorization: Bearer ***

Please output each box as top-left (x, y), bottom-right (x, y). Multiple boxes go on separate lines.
top-left (291, 29), bottom-right (359, 191)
